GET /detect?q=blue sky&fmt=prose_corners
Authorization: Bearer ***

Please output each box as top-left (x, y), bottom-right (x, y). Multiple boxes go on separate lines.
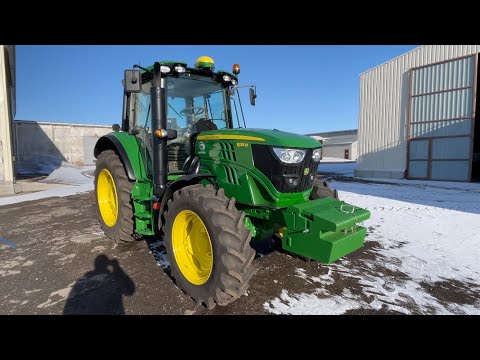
top-left (15, 45), bottom-right (417, 134)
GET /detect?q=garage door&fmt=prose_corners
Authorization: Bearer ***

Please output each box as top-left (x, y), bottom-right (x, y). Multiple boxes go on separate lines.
top-left (407, 55), bottom-right (477, 181)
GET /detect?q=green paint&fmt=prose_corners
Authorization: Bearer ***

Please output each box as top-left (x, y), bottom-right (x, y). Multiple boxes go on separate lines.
top-left (195, 126), bottom-right (370, 261)
top-left (197, 132), bottom-right (314, 208)
top-left (195, 61), bottom-right (215, 70)
top-left (107, 132), bottom-right (154, 236)
top-left (238, 197), bottom-right (371, 262)
top-left (109, 132), bottom-right (150, 179)
top-left (243, 216), bottom-right (257, 238)
top-left (168, 174), bottom-right (183, 181)
top-left (282, 226), bottom-right (367, 263)
top-left (198, 128), bottom-right (322, 148)
top-left (280, 198), bottom-right (371, 263)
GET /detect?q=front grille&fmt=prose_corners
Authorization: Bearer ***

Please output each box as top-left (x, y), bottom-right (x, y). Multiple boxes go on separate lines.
top-left (252, 145), bottom-right (318, 193)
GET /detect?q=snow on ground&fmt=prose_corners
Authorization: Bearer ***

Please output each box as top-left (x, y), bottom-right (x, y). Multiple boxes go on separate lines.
top-left (0, 162), bottom-right (94, 207)
top-left (4, 157), bottom-right (480, 314)
top-left (318, 157), bottom-right (356, 176)
top-left (317, 160), bottom-right (480, 193)
top-left (265, 163), bottom-right (480, 315)
top-left (321, 157), bottom-right (355, 163)
top-left (40, 164), bottom-right (94, 185)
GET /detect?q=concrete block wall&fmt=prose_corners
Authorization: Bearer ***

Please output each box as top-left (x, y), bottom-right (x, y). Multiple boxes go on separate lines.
top-left (15, 121), bottom-right (112, 166)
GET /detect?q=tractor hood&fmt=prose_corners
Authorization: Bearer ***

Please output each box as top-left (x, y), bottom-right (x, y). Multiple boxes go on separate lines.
top-left (196, 128), bottom-right (322, 148)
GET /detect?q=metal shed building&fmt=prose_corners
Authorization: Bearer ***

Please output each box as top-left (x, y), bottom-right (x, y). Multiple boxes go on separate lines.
top-left (355, 45), bottom-right (480, 182)
top-left (307, 129), bottom-right (358, 160)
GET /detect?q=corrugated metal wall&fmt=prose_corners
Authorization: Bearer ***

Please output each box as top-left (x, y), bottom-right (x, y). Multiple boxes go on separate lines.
top-left (357, 45), bottom-right (480, 179)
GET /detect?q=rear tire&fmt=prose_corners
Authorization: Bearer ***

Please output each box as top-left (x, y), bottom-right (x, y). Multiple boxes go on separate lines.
top-left (163, 184), bottom-right (255, 309)
top-left (94, 150), bottom-right (135, 243)
top-left (310, 181), bottom-right (339, 200)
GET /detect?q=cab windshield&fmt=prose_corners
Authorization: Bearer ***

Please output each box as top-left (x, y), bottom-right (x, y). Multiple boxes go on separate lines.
top-left (166, 74), bottom-right (232, 133)
top-left (134, 73), bottom-right (235, 133)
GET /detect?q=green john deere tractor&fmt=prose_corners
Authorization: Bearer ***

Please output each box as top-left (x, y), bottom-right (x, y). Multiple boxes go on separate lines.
top-left (93, 56), bottom-right (370, 308)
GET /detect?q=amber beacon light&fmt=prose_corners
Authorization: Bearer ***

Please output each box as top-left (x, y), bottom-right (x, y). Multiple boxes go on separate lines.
top-left (232, 63), bottom-right (240, 75)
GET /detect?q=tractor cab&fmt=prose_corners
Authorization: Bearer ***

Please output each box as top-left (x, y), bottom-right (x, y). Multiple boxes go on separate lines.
top-left (124, 56), bottom-right (247, 175)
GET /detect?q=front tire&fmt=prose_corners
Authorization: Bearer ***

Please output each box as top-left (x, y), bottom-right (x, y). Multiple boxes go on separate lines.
top-left (310, 181), bottom-right (339, 200)
top-left (163, 184), bottom-right (255, 309)
top-left (94, 150), bottom-right (135, 243)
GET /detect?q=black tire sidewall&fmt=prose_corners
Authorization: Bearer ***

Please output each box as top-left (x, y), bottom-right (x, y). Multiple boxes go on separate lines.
top-left (310, 183), bottom-right (339, 200)
top-left (94, 152), bottom-right (127, 239)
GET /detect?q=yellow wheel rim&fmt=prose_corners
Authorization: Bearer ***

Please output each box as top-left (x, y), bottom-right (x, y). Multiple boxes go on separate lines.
top-left (97, 169), bottom-right (118, 227)
top-left (172, 210), bottom-right (213, 285)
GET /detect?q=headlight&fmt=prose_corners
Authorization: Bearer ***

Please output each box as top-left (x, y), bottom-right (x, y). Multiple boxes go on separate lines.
top-left (231, 79), bottom-right (237, 85)
top-left (222, 75), bottom-right (231, 82)
top-left (160, 65), bottom-right (171, 73)
top-left (174, 65), bottom-right (186, 73)
top-left (312, 148), bottom-right (322, 162)
top-left (272, 148), bottom-right (306, 164)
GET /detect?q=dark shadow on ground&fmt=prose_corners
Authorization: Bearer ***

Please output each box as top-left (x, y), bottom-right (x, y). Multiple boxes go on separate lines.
top-left (63, 254), bottom-right (135, 315)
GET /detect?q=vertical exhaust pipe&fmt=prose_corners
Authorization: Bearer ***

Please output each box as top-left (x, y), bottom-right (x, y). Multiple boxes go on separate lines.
top-left (150, 62), bottom-right (168, 197)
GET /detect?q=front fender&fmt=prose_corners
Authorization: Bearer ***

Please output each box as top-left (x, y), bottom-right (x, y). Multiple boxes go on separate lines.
top-left (94, 132), bottom-right (148, 181)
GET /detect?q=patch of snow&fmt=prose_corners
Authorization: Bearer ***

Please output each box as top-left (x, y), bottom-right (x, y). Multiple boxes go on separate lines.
top-left (264, 289), bottom-right (361, 315)
top-left (0, 183), bottom-right (93, 206)
top-left (294, 268), bottom-right (335, 286)
top-left (37, 282), bottom-right (75, 309)
top-left (40, 165), bottom-right (95, 185)
top-left (360, 176), bottom-right (480, 191)
top-left (318, 162), bottom-right (356, 176)
top-left (0, 163), bottom-right (94, 207)
top-left (339, 188), bottom-right (480, 284)
top-left (265, 177), bottom-right (480, 315)
top-left (332, 184), bottom-right (480, 218)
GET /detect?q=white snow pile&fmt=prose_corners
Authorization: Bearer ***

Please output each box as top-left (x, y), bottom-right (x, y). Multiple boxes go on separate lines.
top-left (0, 157), bottom-right (94, 206)
top-left (264, 164), bottom-right (480, 315)
top-left (40, 164), bottom-right (94, 185)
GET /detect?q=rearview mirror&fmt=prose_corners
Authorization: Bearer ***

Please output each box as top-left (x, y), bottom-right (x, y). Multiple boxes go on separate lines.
top-left (124, 70), bottom-right (141, 93)
top-left (249, 87), bottom-right (257, 106)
